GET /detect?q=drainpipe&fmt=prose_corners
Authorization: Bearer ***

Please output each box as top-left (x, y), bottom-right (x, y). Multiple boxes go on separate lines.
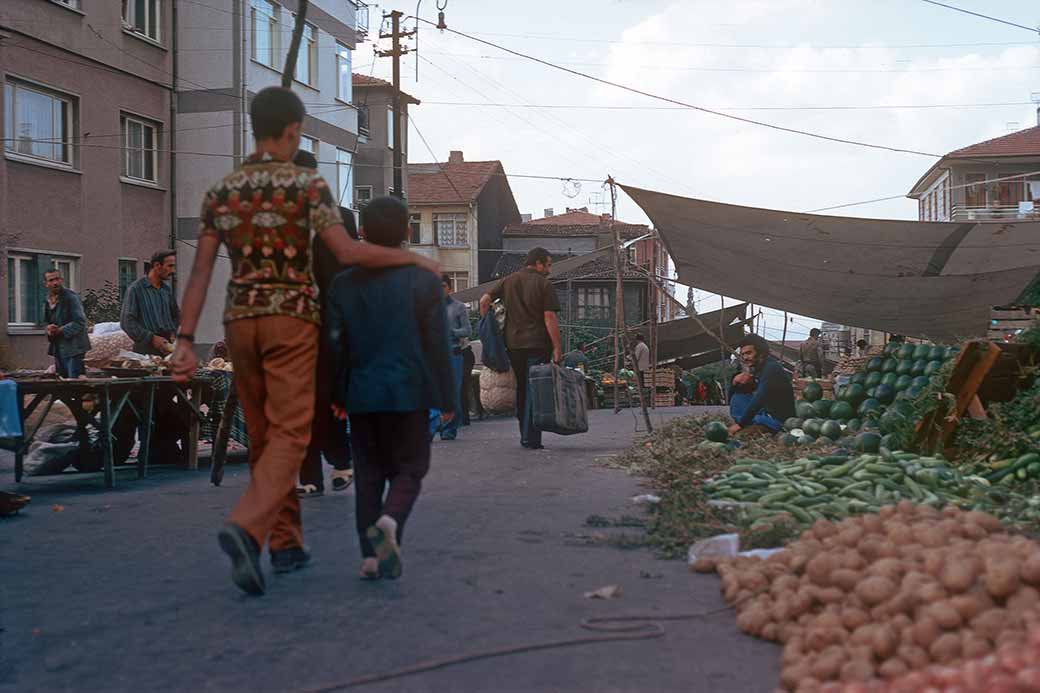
top-left (169, 0), bottom-right (178, 264)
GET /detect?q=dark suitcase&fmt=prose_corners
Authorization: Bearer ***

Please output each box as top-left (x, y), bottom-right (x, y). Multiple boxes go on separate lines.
top-left (529, 363), bottom-right (589, 435)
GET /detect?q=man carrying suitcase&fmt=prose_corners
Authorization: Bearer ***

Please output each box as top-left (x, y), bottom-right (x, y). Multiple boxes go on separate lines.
top-left (479, 247), bottom-right (562, 450)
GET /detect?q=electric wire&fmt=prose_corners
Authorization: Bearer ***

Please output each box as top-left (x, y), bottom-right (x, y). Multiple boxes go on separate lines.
top-left (917, 0), bottom-right (1040, 34)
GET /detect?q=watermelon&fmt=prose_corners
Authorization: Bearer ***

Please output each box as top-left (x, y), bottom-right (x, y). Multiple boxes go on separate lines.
top-left (784, 417), bottom-right (804, 431)
top-left (858, 398), bottom-right (883, 417)
top-left (865, 386), bottom-right (877, 399)
top-left (881, 372), bottom-right (899, 387)
top-left (879, 409), bottom-right (906, 435)
top-left (945, 346), bottom-right (960, 360)
top-left (704, 421), bottom-right (729, 442)
top-left (820, 420), bottom-right (842, 440)
top-left (850, 372), bottom-right (867, 386)
top-left (892, 399), bottom-right (915, 419)
top-left (781, 433), bottom-right (799, 447)
top-left (924, 360), bottom-right (943, 377)
top-left (802, 382), bottom-right (823, 402)
top-left (928, 346), bottom-right (946, 361)
top-left (854, 431), bottom-right (882, 453)
top-left (881, 359), bottom-right (898, 374)
top-left (883, 343), bottom-right (900, 356)
top-left (796, 401), bottom-right (815, 419)
top-left (830, 401), bottom-right (854, 421)
top-left (803, 419), bottom-right (822, 437)
top-left (896, 360), bottom-right (913, 376)
top-left (881, 432), bottom-right (906, 451)
top-left (894, 374), bottom-right (913, 392)
top-left (905, 385), bottom-right (925, 400)
top-left (897, 344), bottom-right (915, 360)
top-left (866, 357), bottom-right (884, 372)
top-left (875, 383), bottom-right (895, 405)
top-left (812, 399), bottom-right (833, 418)
top-left (842, 383), bottom-right (866, 406)
top-left (864, 372), bottom-right (883, 389)
top-left (911, 376), bottom-right (930, 389)
top-left (846, 418), bottom-right (862, 432)
top-left (797, 434), bottom-right (816, 445)
top-left (913, 344), bottom-right (931, 360)
top-left (911, 359), bottom-right (928, 376)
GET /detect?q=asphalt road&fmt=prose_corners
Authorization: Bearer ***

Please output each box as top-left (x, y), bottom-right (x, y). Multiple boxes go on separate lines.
top-left (0, 406), bottom-right (778, 693)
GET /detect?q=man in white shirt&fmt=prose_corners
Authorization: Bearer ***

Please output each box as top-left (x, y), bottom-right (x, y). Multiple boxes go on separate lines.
top-left (632, 333), bottom-right (651, 388)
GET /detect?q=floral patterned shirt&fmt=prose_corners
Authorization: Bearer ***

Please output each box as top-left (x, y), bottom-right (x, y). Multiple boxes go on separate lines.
top-left (198, 153), bottom-right (343, 325)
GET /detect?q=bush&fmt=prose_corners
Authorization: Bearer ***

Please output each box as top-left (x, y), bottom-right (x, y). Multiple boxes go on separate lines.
top-left (82, 281), bottom-right (123, 325)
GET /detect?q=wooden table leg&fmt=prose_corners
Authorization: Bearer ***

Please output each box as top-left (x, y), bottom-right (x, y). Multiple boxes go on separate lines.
top-left (186, 386), bottom-right (200, 471)
top-left (100, 386), bottom-right (115, 488)
top-left (138, 383), bottom-right (156, 479)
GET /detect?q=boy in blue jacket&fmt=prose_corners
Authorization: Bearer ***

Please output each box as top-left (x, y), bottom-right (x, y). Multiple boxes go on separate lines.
top-left (327, 196), bottom-right (455, 579)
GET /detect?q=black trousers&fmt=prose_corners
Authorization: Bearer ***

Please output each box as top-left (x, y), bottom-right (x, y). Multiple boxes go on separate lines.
top-left (507, 348), bottom-right (550, 448)
top-left (349, 410), bottom-right (430, 558)
top-left (299, 335), bottom-right (351, 489)
top-left (460, 347), bottom-right (479, 424)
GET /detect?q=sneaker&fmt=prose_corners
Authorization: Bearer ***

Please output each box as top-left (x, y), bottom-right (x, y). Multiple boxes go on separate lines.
top-left (270, 546), bottom-right (312, 574)
top-left (330, 469), bottom-right (353, 492)
top-left (295, 484), bottom-right (324, 498)
top-left (366, 515), bottom-right (402, 580)
top-left (217, 524), bottom-right (266, 596)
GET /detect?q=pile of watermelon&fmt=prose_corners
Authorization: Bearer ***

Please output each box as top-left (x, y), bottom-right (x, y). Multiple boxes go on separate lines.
top-left (784, 342), bottom-right (959, 451)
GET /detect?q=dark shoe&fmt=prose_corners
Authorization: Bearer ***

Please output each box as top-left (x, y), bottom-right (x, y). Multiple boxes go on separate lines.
top-left (331, 469), bottom-right (354, 492)
top-left (440, 434), bottom-right (457, 441)
top-left (217, 524), bottom-right (266, 596)
top-left (271, 546), bottom-right (312, 574)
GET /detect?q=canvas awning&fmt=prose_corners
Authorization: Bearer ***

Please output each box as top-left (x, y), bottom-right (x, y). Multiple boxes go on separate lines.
top-left (621, 185), bottom-right (1040, 342)
top-left (654, 304), bottom-right (748, 362)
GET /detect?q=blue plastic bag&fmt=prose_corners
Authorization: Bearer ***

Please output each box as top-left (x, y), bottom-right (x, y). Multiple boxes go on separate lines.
top-left (0, 379), bottom-right (23, 449)
top-left (478, 312), bottom-right (510, 373)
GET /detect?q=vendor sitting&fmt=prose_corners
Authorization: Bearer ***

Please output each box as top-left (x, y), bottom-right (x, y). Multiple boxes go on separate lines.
top-left (728, 334), bottom-right (795, 436)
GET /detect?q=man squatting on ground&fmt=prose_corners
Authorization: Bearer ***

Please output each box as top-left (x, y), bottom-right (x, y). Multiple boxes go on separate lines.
top-left (170, 86), bottom-right (437, 596)
top-left (326, 196), bottom-right (456, 580)
top-left (728, 333), bottom-right (796, 437)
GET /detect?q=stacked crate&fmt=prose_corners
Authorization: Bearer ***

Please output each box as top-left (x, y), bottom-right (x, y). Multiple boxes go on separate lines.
top-left (989, 306), bottom-right (1040, 342)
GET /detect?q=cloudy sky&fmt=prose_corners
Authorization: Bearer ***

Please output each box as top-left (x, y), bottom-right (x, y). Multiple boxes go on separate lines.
top-left (360, 0), bottom-right (1040, 342)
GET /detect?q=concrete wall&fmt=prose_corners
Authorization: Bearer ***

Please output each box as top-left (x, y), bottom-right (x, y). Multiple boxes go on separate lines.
top-left (2, 0), bottom-right (172, 367)
top-left (406, 205), bottom-right (477, 277)
top-left (353, 86), bottom-right (410, 201)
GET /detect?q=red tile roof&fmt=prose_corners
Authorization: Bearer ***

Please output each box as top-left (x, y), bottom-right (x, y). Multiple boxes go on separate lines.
top-left (526, 209), bottom-right (603, 226)
top-left (407, 160), bottom-right (503, 204)
top-left (948, 125), bottom-right (1040, 159)
top-left (503, 209), bottom-right (650, 239)
top-left (351, 73), bottom-right (419, 104)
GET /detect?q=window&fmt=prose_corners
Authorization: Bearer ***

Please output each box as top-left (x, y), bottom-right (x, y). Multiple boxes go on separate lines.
top-left (355, 185), bottom-right (373, 207)
top-left (409, 214), bottom-right (421, 245)
top-left (336, 148), bottom-right (353, 207)
top-left (444, 272), bottom-right (469, 292)
top-left (965, 173), bottom-right (986, 207)
top-left (118, 259), bottom-right (138, 300)
top-left (576, 287), bottom-right (611, 320)
top-left (300, 134), bottom-right (318, 155)
top-left (386, 107), bottom-right (395, 150)
top-left (53, 0), bottom-right (81, 8)
top-left (122, 0), bottom-right (162, 42)
top-left (121, 114), bottom-right (159, 182)
top-left (434, 213), bottom-right (467, 248)
top-left (294, 21), bottom-right (316, 85)
top-left (7, 252), bottom-right (79, 326)
top-left (336, 42), bottom-right (352, 102)
top-left (251, 0), bottom-right (277, 68)
top-left (4, 80), bottom-right (74, 166)
top-left (357, 104), bottom-right (370, 136)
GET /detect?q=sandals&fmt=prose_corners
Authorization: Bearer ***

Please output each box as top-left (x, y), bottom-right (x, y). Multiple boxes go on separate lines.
top-left (366, 515), bottom-right (402, 580)
top-left (295, 484), bottom-right (324, 498)
top-left (359, 558), bottom-right (380, 580)
top-left (331, 469), bottom-right (354, 492)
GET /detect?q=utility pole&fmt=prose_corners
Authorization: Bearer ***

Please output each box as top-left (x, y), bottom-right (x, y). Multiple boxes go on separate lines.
top-left (281, 1), bottom-right (309, 88)
top-left (377, 11), bottom-right (414, 198)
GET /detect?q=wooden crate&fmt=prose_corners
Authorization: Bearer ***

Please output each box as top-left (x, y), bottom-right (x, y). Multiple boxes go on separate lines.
top-left (988, 306), bottom-right (1040, 342)
top-left (648, 370), bottom-right (675, 388)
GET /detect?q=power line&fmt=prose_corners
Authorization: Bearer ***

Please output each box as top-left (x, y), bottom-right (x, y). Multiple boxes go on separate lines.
top-left (407, 115), bottom-right (466, 202)
top-left (918, 0), bottom-right (1040, 34)
top-left (421, 100), bottom-right (1038, 112)
top-left (411, 17), bottom-right (942, 159)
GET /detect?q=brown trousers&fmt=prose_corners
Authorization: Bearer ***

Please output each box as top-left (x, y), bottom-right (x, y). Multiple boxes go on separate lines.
top-left (226, 316), bottom-right (318, 552)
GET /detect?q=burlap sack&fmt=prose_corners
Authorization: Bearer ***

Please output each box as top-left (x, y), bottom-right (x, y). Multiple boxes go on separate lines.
top-left (479, 366), bottom-right (516, 413)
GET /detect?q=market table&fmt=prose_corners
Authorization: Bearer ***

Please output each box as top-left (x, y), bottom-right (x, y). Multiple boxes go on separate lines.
top-left (10, 374), bottom-right (213, 488)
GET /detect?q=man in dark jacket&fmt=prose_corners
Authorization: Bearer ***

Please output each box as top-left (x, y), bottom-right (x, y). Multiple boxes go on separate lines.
top-left (121, 250), bottom-right (180, 356)
top-left (728, 333), bottom-right (795, 436)
top-left (43, 269), bottom-right (90, 378)
top-left (326, 196), bottom-right (455, 580)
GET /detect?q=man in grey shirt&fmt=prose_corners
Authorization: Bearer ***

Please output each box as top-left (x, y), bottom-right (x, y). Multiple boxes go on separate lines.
top-left (435, 274), bottom-right (471, 441)
top-left (121, 250), bottom-right (180, 356)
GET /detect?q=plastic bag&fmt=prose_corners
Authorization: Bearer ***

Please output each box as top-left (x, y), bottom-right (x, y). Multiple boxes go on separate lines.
top-left (91, 322), bottom-right (122, 336)
top-left (0, 379), bottom-right (22, 447)
top-left (687, 532), bottom-right (786, 565)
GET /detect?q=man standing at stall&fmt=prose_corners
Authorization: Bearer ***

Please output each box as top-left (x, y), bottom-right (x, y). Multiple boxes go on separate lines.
top-left (43, 269), bottom-right (89, 378)
top-left (169, 86), bottom-right (437, 596)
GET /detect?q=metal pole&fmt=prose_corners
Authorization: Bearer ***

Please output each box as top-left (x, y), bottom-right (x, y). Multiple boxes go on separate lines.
top-left (391, 10), bottom-right (404, 197)
top-left (281, 1), bottom-right (309, 88)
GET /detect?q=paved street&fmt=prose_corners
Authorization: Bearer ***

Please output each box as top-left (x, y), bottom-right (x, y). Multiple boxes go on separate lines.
top-left (0, 407), bottom-right (777, 693)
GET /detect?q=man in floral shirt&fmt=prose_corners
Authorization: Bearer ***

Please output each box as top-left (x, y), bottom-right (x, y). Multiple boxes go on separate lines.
top-left (170, 87), bottom-right (436, 596)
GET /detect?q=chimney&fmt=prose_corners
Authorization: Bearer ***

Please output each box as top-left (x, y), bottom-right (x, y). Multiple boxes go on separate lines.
top-left (543, 208), bottom-right (554, 218)
top-left (601, 213), bottom-right (611, 223)
top-left (1036, 104), bottom-right (1040, 127)
top-left (520, 213), bottom-right (532, 223)
top-left (448, 150), bottom-right (464, 165)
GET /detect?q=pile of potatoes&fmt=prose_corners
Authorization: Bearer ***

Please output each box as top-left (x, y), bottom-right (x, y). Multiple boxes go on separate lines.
top-left (700, 500), bottom-right (1040, 691)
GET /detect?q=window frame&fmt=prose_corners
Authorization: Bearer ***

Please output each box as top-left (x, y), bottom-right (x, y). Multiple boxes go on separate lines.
top-left (357, 103), bottom-right (370, 137)
top-left (293, 20), bottom-right (317, 86)
top-left (122, 0), bottom-right (162, 43)
top-left (120, 113), bottom-right (160, 183)
top-left (336, 148), bottom-right (353, 207)
top-left (965, 173), bottom-right (987, 208)
top-left (250, 0), bottom-right (278, 69)
top-left (118, 258), bottom-right (138, 301)
top-left (355, 185), bottom-right (373, 207)
top-left (6, 251), bottom-right (81, 327)
top-left (386, 107), bottom-right (394, 150)
top-left (336, 42), bottom-right (352, 103)
top-left (576, 286), bottom-right (611, 321)
top-left (4, 78), bottom-right (76, 167)
top-left (433, 212), bottom-right (468, 248)
top-left (51, 0), bottom-right (82, 9)
top-left (445, 271), bottom-right (469, 292)
top-left (409, 213), bottom-right (421, 245)
top-left (300, 134), bottom-right (319, 156)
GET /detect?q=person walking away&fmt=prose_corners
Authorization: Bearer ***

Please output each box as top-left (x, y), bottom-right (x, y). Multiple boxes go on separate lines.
top-left (798, 328), bottom-right (825, 378)
top-left (855, 339), bottom-right (869, 357)
top-left (632, 333), bottom-right (651, 388)
top-left (728, 334), bottom-right (795, 436)
top-left (43, 269), bottom-right (89, 378)
top-left (326, 196), bottom-right (455, 580)
top-left (292, 149), bottom-right (353, 498)
top-left (562, 343), bottom-right (589, 371)
top-left (460, 341), bottom-right (477, 425)
top-left (478, 248), bottom-right (562, 449)
top-left (433, 274), bottom-right (469, 441)
top-left (169, 87), bottom-right (437, 596)
top-left (120, 250), bottom-right (187, 466)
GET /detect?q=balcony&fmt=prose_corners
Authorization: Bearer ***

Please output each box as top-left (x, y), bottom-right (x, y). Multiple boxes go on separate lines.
top-left (354, 1), bottom-right (370, 38)
top-left (950, 204), bottom-right (1040, 222)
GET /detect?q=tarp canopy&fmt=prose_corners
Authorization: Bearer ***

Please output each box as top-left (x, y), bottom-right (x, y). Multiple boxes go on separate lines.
top-left (621, 185), bottom-right (1040, 342)
top-left (654, 303), bottom-right (748, 362)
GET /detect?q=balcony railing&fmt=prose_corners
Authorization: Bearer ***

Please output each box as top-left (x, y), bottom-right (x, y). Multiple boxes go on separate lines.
top-left (950, 204), bottom-right (1040, 222)
top-left (354, 1), bottom-right (370, 37)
